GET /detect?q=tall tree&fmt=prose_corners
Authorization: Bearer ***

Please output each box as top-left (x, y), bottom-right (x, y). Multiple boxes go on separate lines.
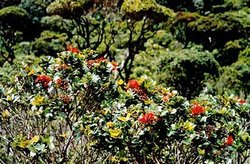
top-left (0, 6), bottom-right (30, 66)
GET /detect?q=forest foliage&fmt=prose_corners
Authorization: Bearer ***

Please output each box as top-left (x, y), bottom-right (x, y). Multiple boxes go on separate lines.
top-left (0, 0), bottom-right (249, 98)
top-left (0, 0), bottom-right (249, 163)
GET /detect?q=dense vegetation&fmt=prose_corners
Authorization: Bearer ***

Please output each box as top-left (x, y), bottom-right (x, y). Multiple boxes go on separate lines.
top-left (0, 0), bottom-right (249, 163)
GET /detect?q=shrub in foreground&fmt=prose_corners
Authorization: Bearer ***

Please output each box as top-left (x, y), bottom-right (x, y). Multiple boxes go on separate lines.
top-left (0, 48), bottom-right (249, 163)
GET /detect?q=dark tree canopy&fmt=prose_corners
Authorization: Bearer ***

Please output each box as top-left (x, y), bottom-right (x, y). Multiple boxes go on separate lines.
top-left (0, 0), bottom-right (249, 98)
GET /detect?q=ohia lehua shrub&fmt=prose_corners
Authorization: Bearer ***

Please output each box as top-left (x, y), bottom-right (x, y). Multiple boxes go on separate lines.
top-left (0, 48), bottom-right (249, 163)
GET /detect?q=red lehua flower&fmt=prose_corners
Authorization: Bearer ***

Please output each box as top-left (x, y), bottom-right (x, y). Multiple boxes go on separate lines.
top-left (191, 103), bottom-right (205, 115)
top-left (55, 78), bottom-right (68, 90)
top-left (225, 135), bottom-right (234, 146)
top-left (59, 95), bottom-right (72, 104)
top-left (87, 57), bottom-right (106, 68)
top-left (139, 90), bottom-right (148, 101)
top-left (97, 56), bottom-right (105, 62)
top-left (35, 75), bottom-right (52, 89)
top-left (87, 60), bottom-right (95, 68)
top-left (127, 80), bottom-right (140, 90)
top-left (55, 78), bottom-right (62, 85)
top-left (55, 64), bottom-right (69, 71)
top-left (162, 95), bottom-right (170, 102)
top-left (67, 44), bottom-right (79, 53)
top-left (139, 112), bottom-right (156, 124)
top-left (111, 61), bottom-right (119, 71)
top-left (238, 99), bottom-right (246, 105)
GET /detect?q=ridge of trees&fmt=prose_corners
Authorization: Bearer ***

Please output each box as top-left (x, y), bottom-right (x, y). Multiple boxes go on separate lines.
top-left (0, 0), bottom-right (249, 98)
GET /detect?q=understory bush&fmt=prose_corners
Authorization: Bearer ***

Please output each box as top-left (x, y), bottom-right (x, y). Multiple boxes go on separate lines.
top-left (133, 42), bottom-right (219, 99)
top-left (0, 49), bottom-right (249, 163)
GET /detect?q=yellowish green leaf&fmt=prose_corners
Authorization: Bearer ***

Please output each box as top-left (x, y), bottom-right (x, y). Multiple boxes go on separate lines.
top-left (109, 128), bottom-right (122, 138)
top-left (31, 95), bottom-right (44, 106)
top-left (19, 140), bottom-right (30, 148)
top-left (30, 135), bottom-right (40, 144)
top-left (2, 110), bottom-right (11, 119)
top-left (183, 121), bottom-right (195, 131)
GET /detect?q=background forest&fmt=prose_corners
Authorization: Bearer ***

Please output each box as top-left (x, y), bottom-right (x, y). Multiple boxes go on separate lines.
top-left (0, 0), bottom-right (249, 99)
top-left (0, 0), bottom-right (250, 163)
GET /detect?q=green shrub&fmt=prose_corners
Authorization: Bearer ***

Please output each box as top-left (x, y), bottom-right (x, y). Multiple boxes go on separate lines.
top-left (46, 0), bottom-right (90, 18)
top-left (216, 52), bottom-right (250, 98)
top-left (171, 8), bottom-right (250, 52)
top-left (0, 6), bottom-right (29, 28)
top-left (1, 49), bottom-right (249, 163)
top-left (32, 30), bottom-right (68, 56)
top-left (0, 48), bottom-right (118, 163)
top-left (133, 42), bottom-right (219, 99)
top-left (122, 0), bottom-right (175, 21)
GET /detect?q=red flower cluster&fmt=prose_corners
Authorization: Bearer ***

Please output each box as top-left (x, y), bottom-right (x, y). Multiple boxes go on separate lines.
top-left (55, 64), bottom-right (69, 71)
top-left (127, 79), bottom-right (140, 90)
top-left (111, 61), bottom-right (119, 71)
top-left (55, 78), bottom-right (68, 90)
top-left (191, 103), bottom-right (205, 115)
top-left (67, 44), bottom-right (79, 53)
top-left (87, 56), bottom-right (106, 68)
top-left (127, 79), bottom-right (148, 100)
top-left (138, 90), bottom-right (148, 101)
top-left (35, 75), bottom-right (52, 89)
top-left (59, 94), bottom-right (72, 104)
top-left (225, 135), bottom-right (234, 146)
top-left (139, 112), bottom-right (156, 124)
top-left (238, 99), bottom-right (246, 105)
top-left (162, 95), bottom-right (170, 102)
